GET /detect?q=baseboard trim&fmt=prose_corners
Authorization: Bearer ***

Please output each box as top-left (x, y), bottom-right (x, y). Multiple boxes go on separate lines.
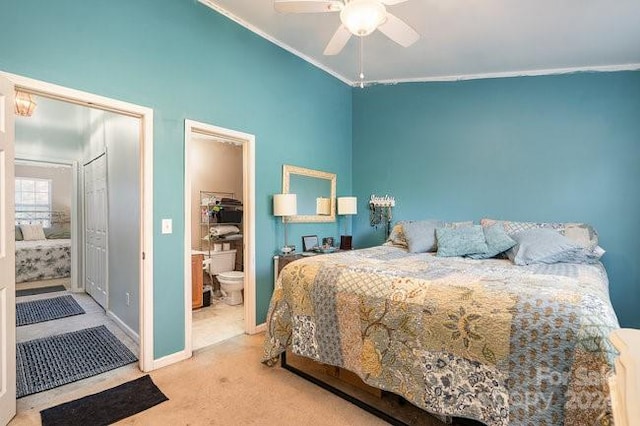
top-left (106, 310), bottom-right (140, 345)
top-left (253, 323), bottom-right (266, 334)
top-left (152, 349), bottom-right (191, 371)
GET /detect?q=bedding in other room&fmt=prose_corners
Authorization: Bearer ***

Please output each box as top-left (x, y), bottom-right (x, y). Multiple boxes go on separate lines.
top-left (263, 245), bottom-right (618, 426)
top-left (15, 239), bottom-right (71, 283)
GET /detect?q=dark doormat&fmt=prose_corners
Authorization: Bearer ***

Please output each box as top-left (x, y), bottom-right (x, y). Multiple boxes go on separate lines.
top-left (40, 375), bottom-right (168, 426)
top-left (16, 295), bottom-right (85, 326)
top-left (16, 285), bottom-right (67, 297)
top-left (17, 325), bottom-right (137, 398)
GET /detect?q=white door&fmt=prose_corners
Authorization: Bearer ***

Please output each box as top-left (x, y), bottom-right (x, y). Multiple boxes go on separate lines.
top-left (0, 77), bottom-right (16, 424)
top-left (84, 154), bottom-right (108, 308)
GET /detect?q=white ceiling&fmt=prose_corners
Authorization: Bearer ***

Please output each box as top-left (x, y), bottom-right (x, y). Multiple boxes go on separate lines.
top-left (201, 0), bottom-right (640, 86)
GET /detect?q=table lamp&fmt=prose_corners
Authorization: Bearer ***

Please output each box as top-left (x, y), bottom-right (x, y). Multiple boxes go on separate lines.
top-left (273, 193), bottom-right (297, 254)
top-left (338, 196), bottom-right (357, 250)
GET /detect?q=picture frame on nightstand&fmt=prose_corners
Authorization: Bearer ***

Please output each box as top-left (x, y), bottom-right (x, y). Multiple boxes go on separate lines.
top-left (302, 235), bottom-right (319, 252)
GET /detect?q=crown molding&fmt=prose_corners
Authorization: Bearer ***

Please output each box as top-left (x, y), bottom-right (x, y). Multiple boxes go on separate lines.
top-left (363, 63), bottom-right (640, 87)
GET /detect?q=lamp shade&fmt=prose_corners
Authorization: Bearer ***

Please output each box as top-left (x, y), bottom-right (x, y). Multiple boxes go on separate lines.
top-left (338, 197), bottom-right (358, 215)
top-left (273, 193), bottom-right (297, 216)
top-left (340, 0), bottom-right (386, 36)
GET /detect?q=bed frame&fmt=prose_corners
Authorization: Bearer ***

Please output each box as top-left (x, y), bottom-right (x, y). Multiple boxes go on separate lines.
top-left (281, 351), bottom-right (484, 426)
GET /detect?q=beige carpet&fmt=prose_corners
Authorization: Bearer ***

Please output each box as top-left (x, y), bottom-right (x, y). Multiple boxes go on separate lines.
top-left (10, 333), bottom-right (389, 425)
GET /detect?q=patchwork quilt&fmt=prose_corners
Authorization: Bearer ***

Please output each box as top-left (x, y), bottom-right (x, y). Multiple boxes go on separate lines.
top-left (262, 246), bottom-right (619, 426)
top-left (16, 239), bottom-right (71, 283)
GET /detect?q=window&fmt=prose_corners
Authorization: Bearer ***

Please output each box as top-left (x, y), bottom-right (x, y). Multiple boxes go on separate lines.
top-left (15, 177), bottom-right (52, 227)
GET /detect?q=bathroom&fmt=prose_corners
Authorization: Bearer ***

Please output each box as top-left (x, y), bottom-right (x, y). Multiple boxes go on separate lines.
top-left (189, 134), bottom-right (245, 351)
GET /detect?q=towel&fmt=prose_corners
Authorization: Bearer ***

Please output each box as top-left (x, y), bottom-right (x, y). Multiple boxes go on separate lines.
top-left (210, 225), bottom-right (240, 236)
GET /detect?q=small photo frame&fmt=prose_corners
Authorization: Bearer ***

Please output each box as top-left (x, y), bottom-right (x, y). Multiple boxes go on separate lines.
top-left (302, 235), bottom-right (319, 252)
top-left (322, 237), bottom-right (335, 248)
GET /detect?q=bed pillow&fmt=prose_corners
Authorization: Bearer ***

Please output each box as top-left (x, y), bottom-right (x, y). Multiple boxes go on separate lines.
top-left (481, 218), bottom-right (599, 250)
top-left (20, 223), bottom-right (46, 241)
top-left (436, 225), bottom-right (488, 257)
top-left (403, 220), bottom-right (443, 253)
top-left (386, 221), bottom-right (412, 248)
top-left (44, 227), bottom-right (71, 239)
top-left (386, 220), bottom-right (473, 249)
top-left (467, 223), bottom-right (517, 259)
top-left (507, 228), bottom-right (602, 266)
top-left (15, 225), bottom-right (24, 241)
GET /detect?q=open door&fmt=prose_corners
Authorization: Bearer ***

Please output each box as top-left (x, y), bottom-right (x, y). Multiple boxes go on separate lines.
top-left (0, 76), bottom-right (16, 424)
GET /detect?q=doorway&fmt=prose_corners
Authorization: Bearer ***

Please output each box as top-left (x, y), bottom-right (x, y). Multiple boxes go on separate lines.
top-left (0, 72), bottom-right (155, 420)
top-left (12, 91), bottom-right (143, 403)
top-left (183, 120), bottom-right (256, 354)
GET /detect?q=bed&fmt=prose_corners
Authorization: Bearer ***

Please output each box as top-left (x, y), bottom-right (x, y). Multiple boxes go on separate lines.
top-left (15, 239), bottom-right (72, 283)
top-left (262, 244), bottom-right (619, 425)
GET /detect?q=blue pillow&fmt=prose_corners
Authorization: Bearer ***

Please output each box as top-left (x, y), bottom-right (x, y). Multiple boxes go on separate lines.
top-left (403, 220), bottom-right (443, 253)
top-left (467, 223), bottom-right (516, 259)
top-left (436, 225), bottom-right (488, 257)
top-left (507, 228), bottom-right (602, 265)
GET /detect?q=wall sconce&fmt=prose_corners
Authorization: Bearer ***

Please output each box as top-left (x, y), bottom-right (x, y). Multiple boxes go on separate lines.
top-left (15, 90), bottom-right (37, 117)
top-left (337, 196), bottom-right (357, 250)
top-left (369, 194), bottom-right (395, 238)
top-left (273, 193), bottom-right (297, 254)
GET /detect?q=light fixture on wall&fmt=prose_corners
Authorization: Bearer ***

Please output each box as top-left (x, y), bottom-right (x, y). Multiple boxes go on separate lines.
top-left (338, 196), bottom-right (357, 250)
top-left (15, 90), bottom-right (37, 117)
top-left (369, 194), bottom-right (395, 238)
top-left (273, 193), bottom-right (297, 254)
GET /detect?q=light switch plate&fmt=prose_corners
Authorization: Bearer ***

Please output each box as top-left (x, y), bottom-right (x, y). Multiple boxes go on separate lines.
top-left (162, 219), bottom-right (172, 234)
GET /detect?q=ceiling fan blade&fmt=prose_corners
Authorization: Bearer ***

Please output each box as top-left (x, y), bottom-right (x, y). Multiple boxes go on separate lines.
top-left (323, 25), bottom-right (352, 55)
top-left (380, 0), bottom-right (409, 5)
top-left (274, 0), bottom-right (343, 13)
top-left (377, 12), bottom-right (420, 47)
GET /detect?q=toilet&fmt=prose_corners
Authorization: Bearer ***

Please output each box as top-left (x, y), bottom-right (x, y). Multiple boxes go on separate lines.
top-left (217, 271), bottom-right (245, 305)
top-left (194, 249), bottom-right (244, 306)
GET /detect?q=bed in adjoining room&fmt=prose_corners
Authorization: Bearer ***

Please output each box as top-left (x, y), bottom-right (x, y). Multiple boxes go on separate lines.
top-left (15, 224), bottom-right (71, 283)
top-left (262, 218), bottom-right (619, 426)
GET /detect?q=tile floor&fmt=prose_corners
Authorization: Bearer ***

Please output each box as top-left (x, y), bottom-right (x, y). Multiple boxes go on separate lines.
top-left (15, 280), bottom-right (139, 413)
top-left (192, 295), bottom-right (244, 351)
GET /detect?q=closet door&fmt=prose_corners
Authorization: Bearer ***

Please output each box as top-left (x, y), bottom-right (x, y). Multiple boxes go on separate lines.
top-left (84, 154), bottom-right (108, 308)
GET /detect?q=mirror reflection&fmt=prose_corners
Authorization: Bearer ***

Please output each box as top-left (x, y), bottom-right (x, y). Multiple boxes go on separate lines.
top-left (283, 165), bottom-right (336, 223)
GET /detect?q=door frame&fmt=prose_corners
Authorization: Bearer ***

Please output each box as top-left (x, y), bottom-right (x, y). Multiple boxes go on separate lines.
top-left (14, 157), bottom-right (80, 292)
top-left (2, 71), bottom-right (155, 372)
top-left (183, 119), bottom-right (257, 356)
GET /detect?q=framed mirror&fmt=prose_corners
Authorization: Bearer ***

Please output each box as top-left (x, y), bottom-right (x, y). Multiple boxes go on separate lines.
top-left (283, 164), bottom-right (336, 223)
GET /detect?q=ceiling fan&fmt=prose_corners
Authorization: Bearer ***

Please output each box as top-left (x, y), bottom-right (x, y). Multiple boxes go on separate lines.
top-left (274, 0), bottom-right (420, 56)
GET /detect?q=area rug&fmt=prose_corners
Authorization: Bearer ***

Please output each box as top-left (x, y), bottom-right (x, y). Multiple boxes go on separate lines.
top-left (17, 325), bottom-right (138, 398)
top-left (40, 375), bottom-right (167, 426)
top-left (16, 285), bottom-right (67, 297)
top-left (16, 295), bottom-right (85, 326)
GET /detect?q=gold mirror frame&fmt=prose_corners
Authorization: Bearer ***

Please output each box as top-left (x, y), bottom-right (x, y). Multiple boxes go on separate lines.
top-left (283, 164), bottom-right (336, 223)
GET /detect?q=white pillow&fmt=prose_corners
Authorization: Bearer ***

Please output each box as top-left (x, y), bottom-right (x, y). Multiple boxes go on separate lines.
top-left (20, 224), bottom-right (46, 241)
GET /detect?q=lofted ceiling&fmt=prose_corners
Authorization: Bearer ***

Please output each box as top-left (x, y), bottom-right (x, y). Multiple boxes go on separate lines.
top-left (201, 0), bottom-right (640, 86)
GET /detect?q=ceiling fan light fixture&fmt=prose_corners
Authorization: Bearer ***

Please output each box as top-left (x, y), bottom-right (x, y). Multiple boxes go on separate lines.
top-left (340, 0), bottom-right (386, 36)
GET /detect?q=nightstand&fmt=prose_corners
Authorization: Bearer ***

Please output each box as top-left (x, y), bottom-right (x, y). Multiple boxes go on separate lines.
top-left (273, 250), bottom-right (345, 283)
top-left (273, 253), bottom-right (305, 283)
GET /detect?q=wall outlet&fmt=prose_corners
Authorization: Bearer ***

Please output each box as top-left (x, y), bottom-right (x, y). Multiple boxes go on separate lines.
top-left (162, 218), bottom-right (172, 234)
top-left (126, 292), bottom-right (130, 306)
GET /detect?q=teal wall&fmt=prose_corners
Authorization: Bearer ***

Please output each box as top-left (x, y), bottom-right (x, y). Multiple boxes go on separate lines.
top-left (352, 71), bottom-right (640, 328)
top-left (0, 0), bottom-right (351, 358)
